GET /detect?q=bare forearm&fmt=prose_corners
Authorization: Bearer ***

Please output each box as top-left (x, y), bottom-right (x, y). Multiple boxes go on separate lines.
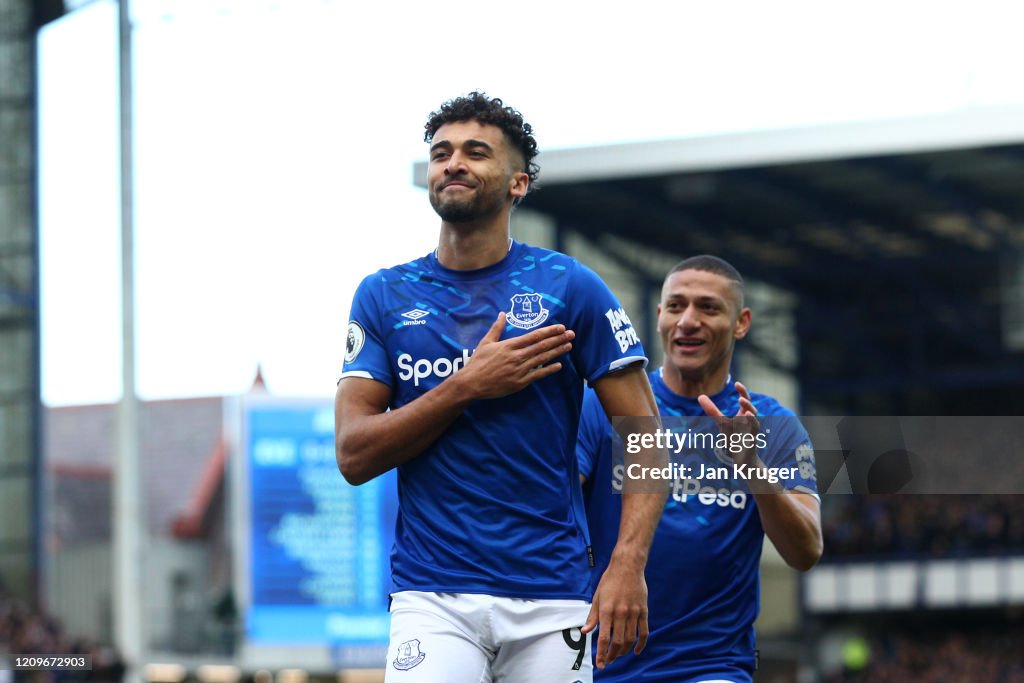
top-left (610, 490), bottom-right (666, 569)
top-left (594, 369), bottom-right (668, 569)
top-left (748, 470), bottom-right (822, 571)
top-left (336, 376), bottom-right (473, 485)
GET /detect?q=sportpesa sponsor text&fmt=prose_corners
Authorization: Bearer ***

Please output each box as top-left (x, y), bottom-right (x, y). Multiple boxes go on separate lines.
top-left (396, 350), bottom-right (473, 387)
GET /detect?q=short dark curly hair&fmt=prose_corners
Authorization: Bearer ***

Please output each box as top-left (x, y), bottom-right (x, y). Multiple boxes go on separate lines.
top-left (424, 91), bottom-right (540, 189)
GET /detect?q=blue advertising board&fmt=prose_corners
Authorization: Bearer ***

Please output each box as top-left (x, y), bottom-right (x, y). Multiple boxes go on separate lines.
top-left (243, 400), bottom-right (397, 648)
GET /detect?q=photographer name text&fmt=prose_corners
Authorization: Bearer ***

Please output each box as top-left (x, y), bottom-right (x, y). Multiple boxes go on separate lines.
top-left (626, 462), bottom-right (798, 484)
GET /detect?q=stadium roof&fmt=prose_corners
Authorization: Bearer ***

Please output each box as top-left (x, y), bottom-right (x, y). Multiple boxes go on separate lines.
top-left (413, 104), bottom-right (1024, 413)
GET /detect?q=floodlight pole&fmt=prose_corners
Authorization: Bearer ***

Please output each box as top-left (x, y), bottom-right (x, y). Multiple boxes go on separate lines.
top-left (115, 0), bottom-right (144, 679)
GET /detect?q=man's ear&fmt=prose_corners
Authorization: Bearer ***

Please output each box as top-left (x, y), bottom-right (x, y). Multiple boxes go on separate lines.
top-left (509, 171), bottom-right (529, 200)
top-left (734, 307), bottom-right (752, 340)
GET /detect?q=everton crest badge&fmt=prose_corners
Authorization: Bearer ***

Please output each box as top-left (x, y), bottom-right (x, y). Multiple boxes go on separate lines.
top-left (393, 638), bottom-right (426, 671)
top-left (507, 293), bottom-right (550, 329)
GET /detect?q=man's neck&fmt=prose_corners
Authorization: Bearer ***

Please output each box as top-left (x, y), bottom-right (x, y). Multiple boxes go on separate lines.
top-left (436, 219), bottom-right (512, 271)
top-left (659, 362), bottom-right (731, 399)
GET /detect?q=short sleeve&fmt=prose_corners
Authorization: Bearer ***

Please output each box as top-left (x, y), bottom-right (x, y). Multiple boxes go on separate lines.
top-left (761, 414), bottom-right (819, 497)
top-left (339, 273), bottom-right (394, 387)
top-left (566, 261), bottom-right (647, 383)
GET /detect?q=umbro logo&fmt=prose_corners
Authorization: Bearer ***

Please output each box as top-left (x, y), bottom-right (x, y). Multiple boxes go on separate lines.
top-left (401, 309), bottom-right (430, 326)
top-left (402, 309), bottom-right (430, 320)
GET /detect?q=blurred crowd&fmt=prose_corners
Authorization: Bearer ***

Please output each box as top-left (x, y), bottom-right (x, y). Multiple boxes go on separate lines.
top-left (820, 495), bottom-right (1024, 681)
top-left (827, 627), bottom-right (1024, 683)
top-left (0, 598), bottom-right (124, 683)
top-left (822, 495), bottom-right (1024, 559)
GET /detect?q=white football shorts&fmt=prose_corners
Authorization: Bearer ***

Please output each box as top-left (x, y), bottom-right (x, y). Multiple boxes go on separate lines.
top-left (384, 591), bottom-right (593, 683)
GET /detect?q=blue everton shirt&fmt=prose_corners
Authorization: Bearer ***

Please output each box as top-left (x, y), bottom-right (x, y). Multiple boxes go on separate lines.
top-left (578, 370), bottom-right (818, 681)
top-left (341, 241), bottom-right (646, 601)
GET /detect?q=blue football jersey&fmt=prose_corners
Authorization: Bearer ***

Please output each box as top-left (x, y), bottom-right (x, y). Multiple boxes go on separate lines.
top-left (578, 369), bottom-right (818, 682)
top-left (341, 241), bottom-right (647, 600)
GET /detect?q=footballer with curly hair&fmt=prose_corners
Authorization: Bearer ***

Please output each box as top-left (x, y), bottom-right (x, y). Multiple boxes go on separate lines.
top-left (336, 92), bottom-right (667, 682)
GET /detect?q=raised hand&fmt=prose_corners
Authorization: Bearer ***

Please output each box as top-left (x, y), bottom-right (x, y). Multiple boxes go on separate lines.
top-left (697, 381), bottom-right (760, 466)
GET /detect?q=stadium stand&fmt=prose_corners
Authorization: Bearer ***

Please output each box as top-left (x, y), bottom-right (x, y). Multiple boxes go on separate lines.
top-left (824, 621), bottom-right (1024, 682)
top-left (812, 494), bottom-right (1024, 681)
top-left (824, 495), bottom-right (1024, 559)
